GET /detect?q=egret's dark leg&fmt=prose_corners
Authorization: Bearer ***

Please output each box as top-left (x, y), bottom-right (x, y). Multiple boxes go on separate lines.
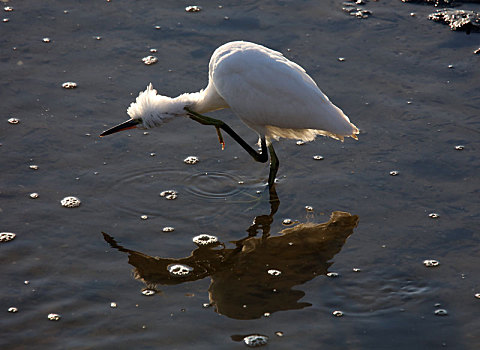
top-left (185, 107), bottom-right (268, 163)
top-left (267, 143), bottom-right (279, 187)
top-left (236, 185), bottom-right (280, 244)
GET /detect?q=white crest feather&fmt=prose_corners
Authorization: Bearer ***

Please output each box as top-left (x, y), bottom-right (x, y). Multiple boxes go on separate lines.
top-left (126, 83), bottom-right (187, 129)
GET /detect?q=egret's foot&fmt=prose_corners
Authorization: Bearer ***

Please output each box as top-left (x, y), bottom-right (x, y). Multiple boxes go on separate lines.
top-left (184, 107), bottom-right (268, 163)
top-left (185, 107), bottom-right (225, 149)
top-left (215, 127), bottom-right (225, 150)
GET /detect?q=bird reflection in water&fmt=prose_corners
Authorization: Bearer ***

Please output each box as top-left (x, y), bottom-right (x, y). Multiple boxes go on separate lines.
top-left (102, 188), bottom-right (359, 320)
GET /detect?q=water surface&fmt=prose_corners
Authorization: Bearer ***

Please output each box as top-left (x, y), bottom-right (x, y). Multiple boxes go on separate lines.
top-left (1, 0), bottom-right (480, 349)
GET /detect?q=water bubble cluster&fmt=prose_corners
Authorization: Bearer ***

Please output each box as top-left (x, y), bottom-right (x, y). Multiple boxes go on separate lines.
top-left (267, 269), bottom-right (282, 276)
top-left (8, 117), bottom-right (19, 124)
top-left (167, 263), bottom-right (193, 276)
top-left (0, 232), bottom-right (16, 242)
top-left (141, 289), bottom-right (155, 296)
top-left (305, 205), bottom-right (314, 212)
top-left (313, 155), bottom-right (324, 161)
top-left (282, 218), bottom-right (294, 226)
top-left (429, 213), bottom-right (440, 219)
top-left (4, 6), bottom-right (14, 12)
top-left (193, 234), bottom-right (218, 246)
top-left (110, 302), bottom-right (117, 308)
top-left (390, 170), bottom-right (399, 176)
top-left (243, 335), bottom-right (269, 347)
top-left (327, 272), bottom-right (339, 278)
top-left (160, 190), bottom-right (178, 200)
top-left (162, 226), bottom-right (175, 232)
top-left (332, 310), bottom-right (343, 317)
top-left (474, 293), bottom-right (480, 299)
top-left (184, 156), bottom-right (199, 164)
top-left (62, 82), bottom-right (77, 89)
top-left (423, 259), bottom-right (440, 267)
top-left (142, 56), bottom-right (158, 65)
top-left (140, 215), bottom-right (148, 220)
top-left (8, 307), bottom-right (18, 313)
top-left (342, 2), bottom-right (372, 18)
top-left (434, 309), bottom-right (448, 316)
top-left (296, 140), bottom-right (305, 146)
top-left (29, 164), bottom-right (39, 170)
top-left (185, 5), bottom-right (202, 12)
top-left (29, 193), bottom-right (39, 199)
top-left (61, 196), bottom-right (81, 208)
top-left (454, 145), bottom-right (464, 150)
top-left (47, 313), bottom-right (61, 321)
top-left (42, 37), bottom-right (51, 43)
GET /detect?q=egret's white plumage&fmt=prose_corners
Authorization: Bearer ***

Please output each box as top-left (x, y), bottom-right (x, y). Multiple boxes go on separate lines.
top-left (101, 41), bottom-right (359, 187)
top-left (125, 41), bottom-right (358, 142)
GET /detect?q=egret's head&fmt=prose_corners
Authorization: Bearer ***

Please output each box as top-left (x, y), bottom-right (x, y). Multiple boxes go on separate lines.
top-left (100, 83), bottom-right (183, 137)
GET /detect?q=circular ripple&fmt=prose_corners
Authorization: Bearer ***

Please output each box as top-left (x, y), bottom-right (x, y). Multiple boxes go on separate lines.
top-left (103, 167), bottom-right (246, 216)
top-left (104, 168), bottom-right (190, 217)
top-left (184, 171), bottom-right (244, 200)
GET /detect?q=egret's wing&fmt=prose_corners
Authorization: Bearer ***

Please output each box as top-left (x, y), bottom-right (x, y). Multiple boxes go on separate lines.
top-left (210, 42), bottom-right (357, 140)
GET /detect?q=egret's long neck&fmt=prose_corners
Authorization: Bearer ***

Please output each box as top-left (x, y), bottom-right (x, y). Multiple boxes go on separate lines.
top-left (183, 82), bottom-right (229, 114)
top-left (128, 83), bottom-right (229, 129)
top-left (172, 91), bottom-right (204, 114)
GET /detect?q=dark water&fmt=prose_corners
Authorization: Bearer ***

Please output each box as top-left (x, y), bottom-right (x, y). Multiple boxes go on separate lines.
top-left (2, 0), bottom-right (480, 349)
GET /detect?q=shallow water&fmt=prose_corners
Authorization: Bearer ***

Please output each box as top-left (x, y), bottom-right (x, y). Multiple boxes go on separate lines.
top-left (1, 0), bottom-right (480, 349)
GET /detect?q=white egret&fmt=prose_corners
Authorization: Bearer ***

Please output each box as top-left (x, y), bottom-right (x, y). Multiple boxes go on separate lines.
top-left (100, 41), bottom-right (359, 187)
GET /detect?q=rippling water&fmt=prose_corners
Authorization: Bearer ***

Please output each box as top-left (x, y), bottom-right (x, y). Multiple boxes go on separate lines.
top-left (2, 0), bottom-right (480, 349)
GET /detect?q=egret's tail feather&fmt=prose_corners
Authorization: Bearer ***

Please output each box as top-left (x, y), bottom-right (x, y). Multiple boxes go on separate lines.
top-left (265, 125), bottom-right (359, 142)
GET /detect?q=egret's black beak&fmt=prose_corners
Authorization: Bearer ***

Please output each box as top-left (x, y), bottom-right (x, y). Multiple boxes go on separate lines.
top-left (100, 119), bottom-right (141, 137)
